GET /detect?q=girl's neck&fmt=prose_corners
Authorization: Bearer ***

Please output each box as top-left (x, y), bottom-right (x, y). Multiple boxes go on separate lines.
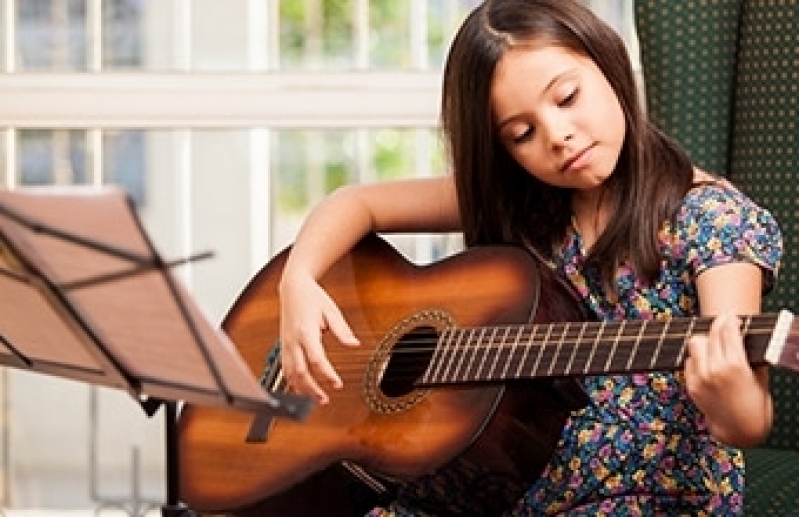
top-left (571, 189), bottom-right (608, 251)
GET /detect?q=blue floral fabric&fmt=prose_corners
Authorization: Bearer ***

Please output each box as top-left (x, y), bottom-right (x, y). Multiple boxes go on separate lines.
top-left (367, 181), bottom-right (783, 516)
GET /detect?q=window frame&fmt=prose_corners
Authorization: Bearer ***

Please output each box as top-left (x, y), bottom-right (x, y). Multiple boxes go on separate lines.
top-left (0, 71), bottom-right (442, 129)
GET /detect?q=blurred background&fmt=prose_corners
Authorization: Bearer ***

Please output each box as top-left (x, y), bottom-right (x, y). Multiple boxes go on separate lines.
top-left (0, 1), bottom-right (638, 514)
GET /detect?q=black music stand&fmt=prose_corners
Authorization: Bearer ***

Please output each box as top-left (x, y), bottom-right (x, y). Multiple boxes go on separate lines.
top-left (0, 186), bottom-right (312, 516)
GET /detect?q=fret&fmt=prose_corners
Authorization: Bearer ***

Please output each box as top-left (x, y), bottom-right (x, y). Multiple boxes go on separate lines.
top-left (603, 320), bottom-right (625, 372)
top-left (514, 324), bottom-right (539, 379)
top-left (484, 326), bottom-right (509, 379)
top-left (530, 323), bottom-right (552, 377)
top-left (474, 326), bottom-right (497, 381)
top-left (466, 327), bottom-right (484, 381)
top-left (583, 320), bottom-right (605, 375)
top-left (497, 325), bottom-right (523, 379)
top-left (463, 327), bottom-right (486, 381)
top-left (544, 323), bottom-right (565, 376)
top-left (449, 328), bottom-right (475, 383)
top-left (544, 324), bottom-right (559, 377)
top-left (433, 328), bottom-right (459, 383)
top-left (613, 320), bottom-right (638, 372)
top-left (626, 320), bottom-right (649, 371)
top-left (565, 322), bottom-right (587, 375)
top-left (674, 318), bottom-right (695, 368)
top-left (503, 325), bottom-right (524, 379)
top-left (505, 325), bottom-right (520, 376)
top-left (554, 323), bottom-right (585, 376)
top-left (649, 320), bottom-right (669, 369)
top-left (500, 325), bottom-right (530, 379)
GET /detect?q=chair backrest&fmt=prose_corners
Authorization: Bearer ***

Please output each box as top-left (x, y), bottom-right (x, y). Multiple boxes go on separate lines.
top-left (635, 0), bottom-right (799, 449)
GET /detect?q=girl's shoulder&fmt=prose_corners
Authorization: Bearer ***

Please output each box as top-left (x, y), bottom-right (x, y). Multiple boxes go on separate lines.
top-left (664, 168), bottom-right (781, 250)
top-left (666, 171), bottom-right (783, 291)
top-left (680, 171), bottom-right (766, 220)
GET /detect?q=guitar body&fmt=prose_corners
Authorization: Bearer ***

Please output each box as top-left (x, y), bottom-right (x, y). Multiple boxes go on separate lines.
top-left (177, 234), bottom-right (588, 515)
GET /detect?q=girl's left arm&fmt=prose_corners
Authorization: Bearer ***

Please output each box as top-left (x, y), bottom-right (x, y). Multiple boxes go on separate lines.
top-left (685, 261), bottom-right (773, 447)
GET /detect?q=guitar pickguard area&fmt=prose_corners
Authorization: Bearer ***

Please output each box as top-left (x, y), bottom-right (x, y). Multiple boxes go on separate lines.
top-left (363, 309), bottom-right (454, 414)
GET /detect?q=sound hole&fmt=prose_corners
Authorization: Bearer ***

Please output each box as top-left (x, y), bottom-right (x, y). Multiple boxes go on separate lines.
top-left (379, 325), bottom-right (438, 398)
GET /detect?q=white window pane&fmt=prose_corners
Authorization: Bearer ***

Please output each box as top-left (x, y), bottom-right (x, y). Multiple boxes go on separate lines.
top-left (369, 2), bottom-right (411, 68)
top-left (9, 0), bottom-right (638, 73)
top-left (138, 0), bottom-right (186, 70)
top-left (190, 0), bottom-right (251, 70)
top-left (270, 127), bottom-right (455, 261)
top-left (426, 0), bottom-right (477, 69)
top-left (102, 0), bottom-right (145, 69)
top-left (187, 129), bottom-right (254, 322)
top-left (17, 0), bottom-right (88, 70)
top-left (17, 129), bottom-right (91, 185)
top-left (0, 1), bottom-right (7, 71)
top-left (278, 0), bottom-right (356, 69)
top-left (0, 129), bottom-right (8, 185)
top-left (102, 130), bottom-right (146, 205)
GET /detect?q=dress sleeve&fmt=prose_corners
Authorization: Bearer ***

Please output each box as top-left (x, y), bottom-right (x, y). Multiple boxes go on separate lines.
top-left (677, 183), bottom-right (783, 294)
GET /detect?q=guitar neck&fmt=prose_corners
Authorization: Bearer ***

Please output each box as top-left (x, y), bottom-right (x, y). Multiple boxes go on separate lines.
top-left (419, 311), bottom-right (798, 385)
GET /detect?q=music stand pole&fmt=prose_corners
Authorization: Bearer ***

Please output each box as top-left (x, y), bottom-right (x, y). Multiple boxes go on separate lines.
top-left (161, 400), bottom-right (193, 517)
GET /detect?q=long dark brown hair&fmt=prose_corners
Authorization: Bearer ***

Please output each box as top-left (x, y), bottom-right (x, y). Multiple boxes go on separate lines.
top-left (440, 0), bottom-right (694, 289)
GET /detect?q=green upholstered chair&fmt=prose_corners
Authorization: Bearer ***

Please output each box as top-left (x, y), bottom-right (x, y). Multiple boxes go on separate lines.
top-left (635, 1), bottom-right (799, 514)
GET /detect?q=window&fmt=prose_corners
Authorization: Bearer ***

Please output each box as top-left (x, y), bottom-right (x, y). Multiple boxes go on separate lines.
top-left (0, 0), bottom-right (637, 511)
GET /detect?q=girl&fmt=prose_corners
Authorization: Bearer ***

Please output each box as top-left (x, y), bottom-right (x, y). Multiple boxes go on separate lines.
top-left (278, 0), bottom-right (783, 514)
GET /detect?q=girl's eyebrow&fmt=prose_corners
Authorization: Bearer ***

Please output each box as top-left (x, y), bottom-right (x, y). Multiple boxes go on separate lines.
top-left (543, 71), bottom-right (569, 94)
top-left (545, 67), bottom-right (581, 92)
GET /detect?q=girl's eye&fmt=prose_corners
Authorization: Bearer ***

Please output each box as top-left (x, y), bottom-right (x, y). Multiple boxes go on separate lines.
top-left (559, 88), bottom-right (578, 107)
top-left (512, 127), bottom-right (534, 144)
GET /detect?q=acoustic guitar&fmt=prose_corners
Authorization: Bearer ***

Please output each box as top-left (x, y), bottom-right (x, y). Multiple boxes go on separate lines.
top-left (177, 234), bottom-right (798, 516)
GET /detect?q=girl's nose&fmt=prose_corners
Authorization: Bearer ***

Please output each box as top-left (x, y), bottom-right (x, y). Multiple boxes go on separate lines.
top-left (544, 119), bottom-right (575, 149)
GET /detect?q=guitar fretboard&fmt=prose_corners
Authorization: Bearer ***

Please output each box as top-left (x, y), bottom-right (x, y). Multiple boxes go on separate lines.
top-left (419, 312), bottom-right (796, 385)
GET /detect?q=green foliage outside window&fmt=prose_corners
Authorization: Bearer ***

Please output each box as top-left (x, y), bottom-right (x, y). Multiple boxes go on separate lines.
top-left (278, 0), bottom-right (472, 69)
top-left (279, 0), bottom-right (356, 68)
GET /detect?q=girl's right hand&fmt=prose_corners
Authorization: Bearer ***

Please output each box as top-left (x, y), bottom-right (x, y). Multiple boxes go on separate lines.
top-left (275, 176), bottom-right (459, 404)
top-left (278, 272), bottom-right (360, 404)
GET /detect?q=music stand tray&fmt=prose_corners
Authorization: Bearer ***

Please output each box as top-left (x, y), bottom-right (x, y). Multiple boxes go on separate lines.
top-left (0, 186), bottom-right (311, 516)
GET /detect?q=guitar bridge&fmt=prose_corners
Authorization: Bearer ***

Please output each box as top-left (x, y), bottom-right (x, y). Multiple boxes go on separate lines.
top-left (247, 341), bottom-right (284, 442)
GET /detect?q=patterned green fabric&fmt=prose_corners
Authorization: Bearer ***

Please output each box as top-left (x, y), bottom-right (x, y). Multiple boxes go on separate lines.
top-left (729, 0), bottom-right (799, 315)
top-left (723, 0), bottom-right (799, 450)
top-left (635, 1), bottom-right (799, 515)
top-left (764, 371), bottom-right (799, 449)
top-left (744, 447), bottom-right (799, 516)
top-left (635, 0), bottom-right (741, 175)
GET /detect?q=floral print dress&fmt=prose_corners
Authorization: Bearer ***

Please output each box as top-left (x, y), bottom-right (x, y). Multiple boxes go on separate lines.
top-left (367, 181), bottom-right (783, 516)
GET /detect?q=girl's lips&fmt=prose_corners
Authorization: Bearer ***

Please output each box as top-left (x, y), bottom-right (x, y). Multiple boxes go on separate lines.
top-left (562, 144), bottom-right (595, 172)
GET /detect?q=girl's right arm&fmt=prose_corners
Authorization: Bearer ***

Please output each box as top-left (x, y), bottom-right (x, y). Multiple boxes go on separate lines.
top-left (278, 174), bottom-right (461, 403)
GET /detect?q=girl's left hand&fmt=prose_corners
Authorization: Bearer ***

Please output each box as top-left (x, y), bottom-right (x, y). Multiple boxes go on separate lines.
top-left (684, 312), bottom-right (772, 447)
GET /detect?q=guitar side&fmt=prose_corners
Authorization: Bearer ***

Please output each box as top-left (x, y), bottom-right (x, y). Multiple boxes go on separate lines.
top-left (177, 235), bottom-right (585, 514)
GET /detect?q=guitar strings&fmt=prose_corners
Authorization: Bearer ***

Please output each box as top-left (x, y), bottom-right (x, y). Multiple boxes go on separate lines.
top-left (300, 321), bottom-right (783, 356)
top-left (266, 322), bottom-right (798, 385)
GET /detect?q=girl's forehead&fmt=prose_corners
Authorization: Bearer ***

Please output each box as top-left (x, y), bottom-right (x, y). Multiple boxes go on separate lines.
top-left (493, 45), bottom-right (589, 87)
top-left (501, 41), bottom-right (586, 61)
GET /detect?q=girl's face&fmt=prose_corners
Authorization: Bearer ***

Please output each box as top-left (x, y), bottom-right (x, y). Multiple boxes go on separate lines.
top-left (491, 44), bottom-right (626, 196)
